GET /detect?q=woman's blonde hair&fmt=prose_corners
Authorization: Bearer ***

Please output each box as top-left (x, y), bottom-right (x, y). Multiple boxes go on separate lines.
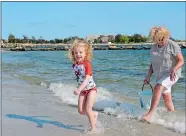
top-left (149, 26), bottom-right (170, 43)
top-left (68, 39), bottom-right (93, 63)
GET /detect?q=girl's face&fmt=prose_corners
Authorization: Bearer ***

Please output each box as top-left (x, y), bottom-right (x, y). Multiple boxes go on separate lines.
top-left (74, 46), bottom-right (86, 63)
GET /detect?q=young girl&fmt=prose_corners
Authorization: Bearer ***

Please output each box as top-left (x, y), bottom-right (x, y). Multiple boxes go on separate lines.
top-left (68, 39), bottom-right (98, 131)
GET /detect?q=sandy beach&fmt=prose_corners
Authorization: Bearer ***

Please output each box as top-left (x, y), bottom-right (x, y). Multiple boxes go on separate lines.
top-left (2, 2), bottom-right (186, 135)
top-left (2, 75), bottom-right (185, 136)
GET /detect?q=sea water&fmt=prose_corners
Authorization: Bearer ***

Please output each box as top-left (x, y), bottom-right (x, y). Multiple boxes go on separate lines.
top-left (2, 49), bottom-right (186, 133)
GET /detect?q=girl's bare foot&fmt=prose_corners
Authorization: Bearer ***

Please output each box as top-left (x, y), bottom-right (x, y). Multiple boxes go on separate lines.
top-left (94, 111), bottom-right (98, 124)
top-left (142, 113), bottom-right (152, 123)
top-left (87, 128), bottom-right (99, 134)
top-left (89, 112), bottom-right (98, 131)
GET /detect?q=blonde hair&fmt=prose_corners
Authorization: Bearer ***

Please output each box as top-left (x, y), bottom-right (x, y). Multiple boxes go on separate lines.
top-left (149, 26), bottom-right (170, 43)
top-left (68, 39), bottom-right (93, 64)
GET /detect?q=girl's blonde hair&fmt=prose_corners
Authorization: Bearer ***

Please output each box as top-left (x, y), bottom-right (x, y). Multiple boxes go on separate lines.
top-left (149, 26), bottom-right (170, 43)
top-left (68, 39), bottom-right (93, 63)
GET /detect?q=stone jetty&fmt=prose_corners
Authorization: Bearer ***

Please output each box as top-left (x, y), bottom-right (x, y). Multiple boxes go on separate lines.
top-left (1, 42), bottom-right (186, 51)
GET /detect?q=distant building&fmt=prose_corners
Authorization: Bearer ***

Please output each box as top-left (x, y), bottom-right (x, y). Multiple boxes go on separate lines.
top-left (100, 36), bottom-right (109, 43)
top-left (1, 40), bottom-right (6, 47)
top-left (108, 35), bottom-right (115, 41)
top-left (86, 35), bottom-right (100, 43)
top-left (100, 35), bottom-right (115, 43)
top-left (86, 34), bottom-right (116, 43)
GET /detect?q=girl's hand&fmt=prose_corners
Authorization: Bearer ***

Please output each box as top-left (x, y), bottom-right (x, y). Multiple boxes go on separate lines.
top-left (170, 68), bottom-right (176, 81)
top-left (74, 89), bottom-right (80, 95)
top-left (144, 76), bottom-right (150, 84)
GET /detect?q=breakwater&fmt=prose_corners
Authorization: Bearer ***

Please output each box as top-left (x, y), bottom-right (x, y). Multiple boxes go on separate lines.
top-left (2, 42), bottom-right (186, 51)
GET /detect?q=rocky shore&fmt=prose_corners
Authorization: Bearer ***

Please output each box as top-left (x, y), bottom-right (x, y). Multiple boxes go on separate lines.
top-left (1, 42), bottom-right (186, 51)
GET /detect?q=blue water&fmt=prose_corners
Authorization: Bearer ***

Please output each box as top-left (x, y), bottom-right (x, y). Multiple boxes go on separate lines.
top-left (2, 49), bottom-right (186, 111)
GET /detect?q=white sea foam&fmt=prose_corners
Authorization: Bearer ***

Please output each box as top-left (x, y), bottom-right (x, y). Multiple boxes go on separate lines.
top-left (47, 82), bottom-right (185, 134)
top-left (40, 82), bottom-right (47, 87)
top-left (149, 108), bottom-right (185, 133)
top-left (48, 82), bottom-right (78, 105)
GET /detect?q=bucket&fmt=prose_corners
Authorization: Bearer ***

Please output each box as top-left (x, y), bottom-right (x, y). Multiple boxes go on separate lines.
top-left (139, 83), bottom-right (153, 110)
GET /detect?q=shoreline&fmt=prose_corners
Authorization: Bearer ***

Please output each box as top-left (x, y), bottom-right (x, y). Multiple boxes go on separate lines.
top-left (2, 42), bottom-right (186, 47)
top-left (2, 42), bottom-right (186, 51)
top-left (2, 75), bottom-right (185, 136)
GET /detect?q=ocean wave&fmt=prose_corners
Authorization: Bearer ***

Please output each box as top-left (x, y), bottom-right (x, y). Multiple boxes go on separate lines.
top-left (47, 82), bottom-right (185, 134)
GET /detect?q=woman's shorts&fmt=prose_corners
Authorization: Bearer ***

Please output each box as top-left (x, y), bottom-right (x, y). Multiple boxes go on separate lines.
top-left (157, 76), bottom-right (179, 94)
top-left (80, 87), bottom-right (97, 96)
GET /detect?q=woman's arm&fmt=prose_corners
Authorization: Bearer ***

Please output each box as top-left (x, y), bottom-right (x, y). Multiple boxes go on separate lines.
top-left (170, 52), bottom-right (184, 81)
top-left (173, 52), bottom-right (184, 71)
top-left (147, 64), bottom-right (153, 78)
top-left (144, 64), bottom-right (153, 84)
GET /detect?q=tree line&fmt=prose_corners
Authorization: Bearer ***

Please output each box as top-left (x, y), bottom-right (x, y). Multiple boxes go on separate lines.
top-left (3, 33), bottom-right (183, 44)
top-left (5, 34), bottom-right (84, 44)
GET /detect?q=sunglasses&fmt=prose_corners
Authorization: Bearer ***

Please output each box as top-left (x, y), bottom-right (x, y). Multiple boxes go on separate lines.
top-left (156, 37), bottom-right (165, 45)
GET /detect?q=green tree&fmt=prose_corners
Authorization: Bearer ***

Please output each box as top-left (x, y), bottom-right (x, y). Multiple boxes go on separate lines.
top-left (63, 38), bottom-right (68, 43)
top-left (50, 40), bottom-right (55, 44)
top-left (128, 36), bottom-right (134, 43)
top-left (145, 36), bottom-right (151, 42)
top-left (55, 38), bottom-right (63, 43)
top-left (22, 35), bottom-right (28, 43)
top-left (8, 34), bottom-right (16, 43)
top-left (67, 37), bottom-right (71, 42)
top-left (32, 36), bottom-right (36, 44)
top-left (119, 35), bottom-right (129, 43)
top-left (37, 36), bottom-right (45, 44)
top-left (141, 36), bottom-right (148, 42)
top-left (94, 39), bottom-right (98, 44)
top-left (15, 38), bottom-right (22, 43)
top-left (115, 34), bottom-right (121, 43)
top-left (133, 34), bottom-right (143, 43)
top-left (79, 38), bottom-right (84, 40)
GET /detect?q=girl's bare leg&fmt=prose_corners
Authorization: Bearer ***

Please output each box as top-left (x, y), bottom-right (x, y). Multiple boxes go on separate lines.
top-left (78, 95), bottom-right (87, 115)
top-left (85, 91), bottom-right (97, 130)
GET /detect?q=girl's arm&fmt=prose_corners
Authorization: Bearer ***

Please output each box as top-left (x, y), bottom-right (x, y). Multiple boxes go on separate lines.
top-left (74, 75), bottom-right (90, 94)
top-left (74, 61), bottom-right (93, 95)
top-left (78, 75), bottom-right (90, 92)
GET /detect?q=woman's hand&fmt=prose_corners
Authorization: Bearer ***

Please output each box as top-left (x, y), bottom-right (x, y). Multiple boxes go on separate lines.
top-left (170, 68), bottom-right (176, 81)
top-left (74, 89), bottom-right (81, 95)
top-left (144, 76), bottom-right (150, 84)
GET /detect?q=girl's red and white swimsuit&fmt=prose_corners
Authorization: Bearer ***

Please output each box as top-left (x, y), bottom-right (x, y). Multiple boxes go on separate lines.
top-left (73, 61), bottom-right (97, 96)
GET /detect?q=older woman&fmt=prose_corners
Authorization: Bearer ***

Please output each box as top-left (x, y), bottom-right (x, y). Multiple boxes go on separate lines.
top-left (143, 26), bottom-right (184, 122)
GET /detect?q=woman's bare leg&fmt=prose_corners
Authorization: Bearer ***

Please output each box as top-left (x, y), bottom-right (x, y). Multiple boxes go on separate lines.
top-left (143, 84), bottom-right (164, 122)
top-left (162, 92), bottom-right (174, 111)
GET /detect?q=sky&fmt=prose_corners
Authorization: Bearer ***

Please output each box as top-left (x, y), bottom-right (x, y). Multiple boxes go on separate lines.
top-left (2, 1), bottom-right (186, 40)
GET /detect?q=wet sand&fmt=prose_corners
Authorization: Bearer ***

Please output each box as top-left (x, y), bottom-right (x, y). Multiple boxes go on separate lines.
top-left (2, 77), bottom-right (185, 136)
